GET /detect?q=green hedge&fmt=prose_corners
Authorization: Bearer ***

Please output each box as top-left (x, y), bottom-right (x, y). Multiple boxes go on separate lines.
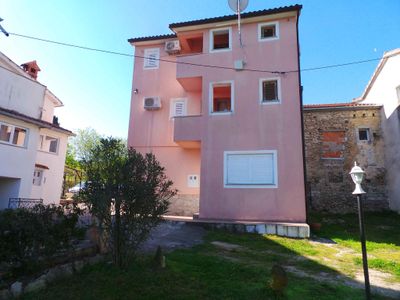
top-left (0, 204), bottom-right (82, 278)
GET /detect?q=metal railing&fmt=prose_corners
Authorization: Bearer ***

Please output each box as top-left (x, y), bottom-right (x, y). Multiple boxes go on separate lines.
top-left (8, 198), bottom-right (43, 209)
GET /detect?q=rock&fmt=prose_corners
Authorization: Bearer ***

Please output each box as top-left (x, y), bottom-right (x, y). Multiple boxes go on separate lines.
top-left (74, 260), bottom-right (85, 273)
top-left (86, 255), bottom-right (103, 266)
top-left (24, 277), bottom-right (46, 293)
top-left (10, 281), bottom-right (22, 298)
top-left (46, 263), bottom-right (73, 282)
top-left (0, 289), bottom-right (11, 300)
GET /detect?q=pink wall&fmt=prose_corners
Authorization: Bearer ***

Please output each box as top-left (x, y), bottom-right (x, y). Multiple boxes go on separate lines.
top-left (128, 14), bottom-right (306, 222)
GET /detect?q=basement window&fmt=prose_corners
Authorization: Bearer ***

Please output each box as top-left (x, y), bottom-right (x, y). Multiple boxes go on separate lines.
top-left (258, 22), bottom-right (279, 41)
top-left (210, 81), bottom-right (233, 114)
top-left (259, 78), bottom-right (281, 104)
top-left (210, 28), bottom-right (231, 52)
top-left (358, 128), bottom-right (371, 142)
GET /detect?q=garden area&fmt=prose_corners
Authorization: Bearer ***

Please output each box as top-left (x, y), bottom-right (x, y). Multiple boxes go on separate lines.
top-left (21, 211), bottom-right (400, 300)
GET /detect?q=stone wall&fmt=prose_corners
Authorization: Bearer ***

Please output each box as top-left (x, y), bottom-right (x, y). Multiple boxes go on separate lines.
top-left (304, 106), bottom-right (389, 213)
top-left (165, 194), bottom-right (199, 217)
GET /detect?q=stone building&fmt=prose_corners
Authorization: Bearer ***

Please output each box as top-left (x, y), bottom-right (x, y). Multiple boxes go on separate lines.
top-left (303, 103), bottom-right (388, 213)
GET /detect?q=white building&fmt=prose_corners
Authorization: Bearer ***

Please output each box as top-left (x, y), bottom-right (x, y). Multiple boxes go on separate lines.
top-left (356, 48), bottom-right (400, 212)
top-left (0, 51), bottom-right (73, 209)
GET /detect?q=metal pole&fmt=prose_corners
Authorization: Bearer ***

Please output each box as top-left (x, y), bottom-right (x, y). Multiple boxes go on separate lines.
top-left (357, 194), bottom-right (371, 300)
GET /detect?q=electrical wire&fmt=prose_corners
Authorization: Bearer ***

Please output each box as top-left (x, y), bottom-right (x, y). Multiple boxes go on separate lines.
top-left (7, 32), bottom-right (389, 75)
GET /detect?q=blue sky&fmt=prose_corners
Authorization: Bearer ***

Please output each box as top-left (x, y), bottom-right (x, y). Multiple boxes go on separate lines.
top-left (1, 0), bottom-right (399, 137)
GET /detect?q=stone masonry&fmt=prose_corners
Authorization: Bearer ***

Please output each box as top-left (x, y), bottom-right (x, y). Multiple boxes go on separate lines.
top-left (303, 104), bottom-right (389, 213)
top-left (165, 194), bottom-right (199, 217)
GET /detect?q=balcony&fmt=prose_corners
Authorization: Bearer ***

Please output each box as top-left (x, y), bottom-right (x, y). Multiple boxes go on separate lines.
top-left (174, 115), bottom-right (202, 148)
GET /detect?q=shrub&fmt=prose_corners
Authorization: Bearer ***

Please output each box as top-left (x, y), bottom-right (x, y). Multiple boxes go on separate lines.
top-left (0, 204), bottom-right (82, 277)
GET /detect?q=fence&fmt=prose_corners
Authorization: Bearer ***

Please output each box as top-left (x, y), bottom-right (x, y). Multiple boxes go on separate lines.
top-left (8, 198), bottom-right (43, 209)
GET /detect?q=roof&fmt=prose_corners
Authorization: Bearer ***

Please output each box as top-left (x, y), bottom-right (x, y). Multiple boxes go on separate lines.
top-left (0, 106), bottom-right (74, 136)
top-left (169, 5), bottom-right (302, 29)
top-left (303, 102), bottom-right (382, 111)
top-left (356, 48), bottom-right (400, 101)
top-left (128, 4), bottom-right (301, 44)
top-left (128, 34), bottom-right (177, 44)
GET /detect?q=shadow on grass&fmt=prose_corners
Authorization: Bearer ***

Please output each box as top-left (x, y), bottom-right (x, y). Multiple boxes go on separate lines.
top-left (22, 223), bottom-right (399, 300)
top-left (310, 211), bottom-right (400, 247)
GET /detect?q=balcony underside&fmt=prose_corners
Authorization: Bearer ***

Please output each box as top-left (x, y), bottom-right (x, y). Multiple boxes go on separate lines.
top-left (177, 76), bottom-right (202, 92)
top-left (175, 140), bottom-right (201, 149)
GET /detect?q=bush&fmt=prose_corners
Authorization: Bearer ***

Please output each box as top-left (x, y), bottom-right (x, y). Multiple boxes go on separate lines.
top-left (0, 204), bottom-right (82, 277)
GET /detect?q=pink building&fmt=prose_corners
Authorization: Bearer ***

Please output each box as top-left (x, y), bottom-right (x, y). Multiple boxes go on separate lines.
top-left (128, 5), bottom-right (307, 226)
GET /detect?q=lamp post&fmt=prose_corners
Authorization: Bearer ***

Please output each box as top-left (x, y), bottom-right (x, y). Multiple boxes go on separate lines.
top-left (349, 162), bottom-right (371, 300)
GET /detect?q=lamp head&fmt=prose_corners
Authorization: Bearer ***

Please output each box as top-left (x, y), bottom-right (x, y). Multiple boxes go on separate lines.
top-left (349, 162), bottom-right (366, 194)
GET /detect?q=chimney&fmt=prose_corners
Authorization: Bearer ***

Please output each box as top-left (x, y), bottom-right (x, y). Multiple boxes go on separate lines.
top-left (21, 60), bottom-right (41, 80)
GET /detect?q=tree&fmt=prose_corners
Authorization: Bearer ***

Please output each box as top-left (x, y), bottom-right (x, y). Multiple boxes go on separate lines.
top-left (80, 137), bottom-right (177, 267)
top-left (68, 127), bottom-right (102, 162)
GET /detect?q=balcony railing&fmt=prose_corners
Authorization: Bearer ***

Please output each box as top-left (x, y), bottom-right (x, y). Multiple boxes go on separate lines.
top-left (8, 198), bottom-right (43, 209)
top-left (174, 115), bottom-right (202, 148)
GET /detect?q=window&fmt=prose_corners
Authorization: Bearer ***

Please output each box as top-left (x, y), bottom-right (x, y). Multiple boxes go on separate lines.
top-left (39, 135), bottom-right (59, 154)
top-left (258, 22), bottom-right (279, 41)
top-left (33, 169), bottom-right (43, 186)
top-left (143, 48), bottom-right (160, 69)
top-left (259, 78), bottom-right (281, 104)
top-left (170, 98), bottom-right (187, 118)
top-left (210, 81), bottom-right (234, 114)
top-left (358, 128), bottom-right (371, 142)
top-left (0, 122), bottom-right (27, 147)
top-left (224, 150), bottom-right (278, 188)
top-left (210, 28), bottom-right (231, 52)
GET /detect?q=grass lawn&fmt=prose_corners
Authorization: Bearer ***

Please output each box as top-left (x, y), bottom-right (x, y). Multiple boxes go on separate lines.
top-left (22, 212), bottom-right (399, 300)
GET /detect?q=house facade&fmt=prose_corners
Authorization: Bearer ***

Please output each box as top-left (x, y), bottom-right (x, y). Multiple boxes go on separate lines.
top-left (128, 5), bottom-right (306, 223)
top-left (355, 49), bottom-right (400, 212)
top-left (303, 103), bottom-right (388, 213)
top-left (0, 52), bottom-right (73, 209)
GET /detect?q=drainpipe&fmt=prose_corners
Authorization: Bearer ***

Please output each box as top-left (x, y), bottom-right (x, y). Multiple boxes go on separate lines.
top-left (296, 8), bottom-right (309, 223)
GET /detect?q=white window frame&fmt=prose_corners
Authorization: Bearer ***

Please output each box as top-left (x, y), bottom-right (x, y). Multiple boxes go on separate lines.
top-left (143, 48), bottom-right (160, 69)
top-left (259, 77), bottom-right (282, 105)
top-left (38, 134), bottom-right (59, 154)
top-left (209, 27), bottom-right (232, 53)
top-left (33, 168), bottom-right (43, 186)
top-left (170, 98), bottom-right (188, 119)
top-left (396, 85), bottom-right (400, 104)
top-left (258, 21), bottom-right (280, 42)
top-left (357, 127), bottom-right (371, 142)
top-left (224, 150), bottom-right (278, 188)
top-left (209, 80), bottom-right (234, 115)
top-left (0, 121), bottom-right (28, 148)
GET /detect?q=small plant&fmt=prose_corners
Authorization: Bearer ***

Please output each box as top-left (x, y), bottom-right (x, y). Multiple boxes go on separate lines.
top-left (270, 264), bottom-right (288, 299)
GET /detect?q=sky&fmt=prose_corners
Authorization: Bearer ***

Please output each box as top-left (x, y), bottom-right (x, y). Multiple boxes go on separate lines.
top-left (0, 0), bottom-right (399, 138)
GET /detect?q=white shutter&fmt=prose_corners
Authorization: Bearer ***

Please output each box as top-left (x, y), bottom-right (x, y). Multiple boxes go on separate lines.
top-left (225, 151), bottom-right (277, 187)
top-left (170, 99), bottom-right (187, 118)
top-left (143, 48), bottom-right (160, 69)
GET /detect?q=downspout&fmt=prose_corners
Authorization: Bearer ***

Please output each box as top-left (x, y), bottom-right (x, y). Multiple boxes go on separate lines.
top-left (296, 8), bottom-right (309, 223)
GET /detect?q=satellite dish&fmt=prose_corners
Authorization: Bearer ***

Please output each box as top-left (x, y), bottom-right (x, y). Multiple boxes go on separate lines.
top-left (228, 0), bottom-right (249, 13)
top-left (227, 0), bottom-right (249, 48)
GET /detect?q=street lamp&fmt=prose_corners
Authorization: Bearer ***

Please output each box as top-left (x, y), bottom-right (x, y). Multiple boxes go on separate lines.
top-left (349, 162), bottom-right (370, 300)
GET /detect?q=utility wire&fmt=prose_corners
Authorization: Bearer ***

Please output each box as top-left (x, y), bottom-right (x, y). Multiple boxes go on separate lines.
top-left (8, 32), bottom-right (387, 75)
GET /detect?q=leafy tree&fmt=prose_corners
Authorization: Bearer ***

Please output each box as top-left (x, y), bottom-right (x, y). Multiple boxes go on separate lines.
top-left (80, 137), bottom-right (177, 267)
top-left (68, 127), bottom-right (102, 162)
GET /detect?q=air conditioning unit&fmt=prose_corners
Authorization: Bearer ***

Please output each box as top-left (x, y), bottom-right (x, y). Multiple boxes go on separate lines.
top-left (165, 40), bottom-right (181, 54)
top-left (143, 97), bottom-right (161, 110)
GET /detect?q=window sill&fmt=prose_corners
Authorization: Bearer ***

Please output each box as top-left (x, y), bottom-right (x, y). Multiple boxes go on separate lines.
top-left (210, 111), bottom-right (233, 116)
top-left (0, 141), bottom-right (27, 149)
top-left (209, 48), bottom-right (232, 53)
top-left (258, 37), bottom-right (279, 42)
top-left (38, 149), bottom-right (59, 156)
top-left (260, 100), bottom-right (281, 105)
top-left (224, 184), bottom-right (278, 189)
